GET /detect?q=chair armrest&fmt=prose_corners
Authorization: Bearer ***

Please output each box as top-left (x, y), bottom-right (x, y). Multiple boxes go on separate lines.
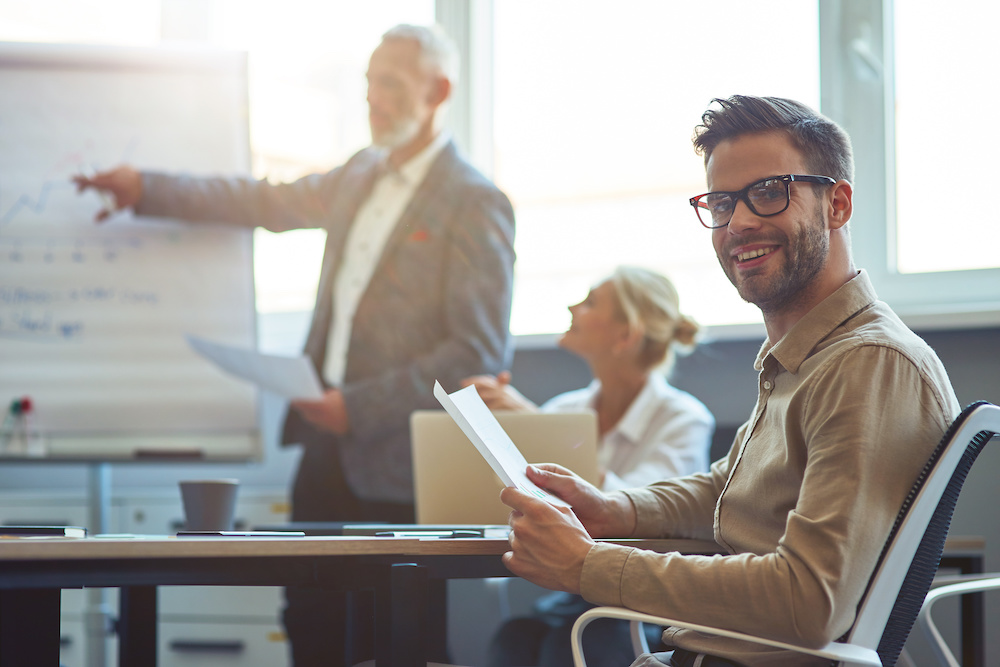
top-left (570, 606), bottom-right (882, 667)
top-left (916, 573), bottom-right (1000, 667)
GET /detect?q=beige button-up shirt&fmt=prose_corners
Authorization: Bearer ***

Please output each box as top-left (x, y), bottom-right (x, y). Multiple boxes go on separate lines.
top-left (579, 271), bottom-right (960, 666)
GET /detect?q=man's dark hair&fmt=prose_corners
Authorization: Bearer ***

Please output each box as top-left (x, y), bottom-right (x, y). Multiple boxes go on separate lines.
top-left (693, 95), bottom-right (854, 183)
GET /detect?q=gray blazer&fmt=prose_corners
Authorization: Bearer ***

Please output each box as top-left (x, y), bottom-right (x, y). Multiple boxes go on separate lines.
top-left (140, 140), bottom-right (516, 507)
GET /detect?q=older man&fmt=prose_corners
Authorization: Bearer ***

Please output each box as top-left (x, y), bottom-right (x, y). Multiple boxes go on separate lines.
top-left (498, 95), bottom-right (958, 667)
top-left (78, 24), bottom-right (515, 667)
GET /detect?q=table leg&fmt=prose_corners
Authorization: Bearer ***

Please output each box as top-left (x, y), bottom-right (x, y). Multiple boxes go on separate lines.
top-left (0, 588), bottom-right (61, 666)
top-left (961, 556), bottom-right (985, 667)
top-left (375, 563), bottom-right (427, 667)
top-left (427, 579), bottom-right (449, 663)
top-left (118, 585), bottom-right (158, 667)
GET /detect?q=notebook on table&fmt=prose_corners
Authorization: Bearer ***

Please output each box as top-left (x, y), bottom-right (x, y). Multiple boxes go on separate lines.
top-left (410, 410), bottom-right (600, 525)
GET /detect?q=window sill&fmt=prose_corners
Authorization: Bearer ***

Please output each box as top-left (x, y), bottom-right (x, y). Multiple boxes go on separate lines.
top-left (512, 306), bottom-right (1000, 349)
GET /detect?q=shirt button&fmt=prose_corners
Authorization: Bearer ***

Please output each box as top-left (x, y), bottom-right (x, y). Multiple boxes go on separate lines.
top-left (763, 380), bottom-right (772, 390)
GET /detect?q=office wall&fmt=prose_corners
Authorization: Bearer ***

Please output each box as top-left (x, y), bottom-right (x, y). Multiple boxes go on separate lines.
top-left (1, 319), bottom-right (996, 505)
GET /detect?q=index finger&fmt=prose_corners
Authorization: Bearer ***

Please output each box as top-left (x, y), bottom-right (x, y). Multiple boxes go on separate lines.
top-left (530, 462), bottom-right (575, 476)
top-left (499, 485), bottom-right (542, 514)
top-left (72, 174), bottom-right (94, 192)
top-left (500, 485), bottom-right (568, 522)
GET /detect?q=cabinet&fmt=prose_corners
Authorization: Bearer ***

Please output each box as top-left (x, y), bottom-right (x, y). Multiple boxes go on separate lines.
top-left (118, 489), bottom-right (291, 667)
top-left (0, 488), bottom-right (291, 667)
top-left (158, 621), bottom-right (288, 666)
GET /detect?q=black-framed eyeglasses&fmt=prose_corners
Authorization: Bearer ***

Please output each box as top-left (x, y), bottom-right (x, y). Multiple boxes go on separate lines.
top-left (689, 174), bottom-right (836, 229)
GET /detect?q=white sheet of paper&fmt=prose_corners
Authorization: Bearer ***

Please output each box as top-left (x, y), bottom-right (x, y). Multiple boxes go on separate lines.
top-left (186, 335), bottom-right (324, 400)
top-left (433, 381), bottom-right (571, 508)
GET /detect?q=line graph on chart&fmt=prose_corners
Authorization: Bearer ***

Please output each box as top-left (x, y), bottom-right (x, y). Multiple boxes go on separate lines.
top-left (0, 132), bottom-right (145, 266)
top-left (0, 178), bottom-right (76, 229)
top-left (0, 131), bottom-right (138, 230)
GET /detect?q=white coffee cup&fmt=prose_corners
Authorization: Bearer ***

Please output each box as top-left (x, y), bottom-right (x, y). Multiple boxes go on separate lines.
top-left (179, 479), bottom-right (239, 531)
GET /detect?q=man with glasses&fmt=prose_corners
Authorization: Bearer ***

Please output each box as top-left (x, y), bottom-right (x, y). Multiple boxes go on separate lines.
top-left (497, 95), bottom-right (959, 666)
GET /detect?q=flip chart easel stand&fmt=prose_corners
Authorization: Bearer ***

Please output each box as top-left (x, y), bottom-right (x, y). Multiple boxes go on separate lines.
top-left (85, 462), bottom-right (113, 667)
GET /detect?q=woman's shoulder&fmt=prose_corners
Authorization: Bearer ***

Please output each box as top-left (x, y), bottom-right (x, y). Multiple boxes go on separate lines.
top-left (540, 381), bottom-right (600, 412)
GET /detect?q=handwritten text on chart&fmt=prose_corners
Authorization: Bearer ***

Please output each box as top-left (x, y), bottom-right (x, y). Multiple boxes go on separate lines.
top-left (0, 286), bottom-right (160, 307)
top-left (0, 310), bottom-right (83, 340)
top-left (0, 285), bottom-right (161, 341)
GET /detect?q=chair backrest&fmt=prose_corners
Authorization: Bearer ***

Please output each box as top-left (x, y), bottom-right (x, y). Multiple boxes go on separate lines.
top-left (844, 401), bottom-right (1000, 667)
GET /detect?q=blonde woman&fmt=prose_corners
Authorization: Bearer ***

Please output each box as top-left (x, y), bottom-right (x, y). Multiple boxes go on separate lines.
top-left (464, 266), bottom-right (714, 492)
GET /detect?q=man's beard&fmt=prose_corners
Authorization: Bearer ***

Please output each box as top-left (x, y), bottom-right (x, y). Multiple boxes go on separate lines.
top-left (720, 201), bottom-right (829, 314)
top-left (372, 115), bottom-right (421, 150)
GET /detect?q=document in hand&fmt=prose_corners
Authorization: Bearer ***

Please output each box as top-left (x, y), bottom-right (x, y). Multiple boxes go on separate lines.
top-left (433, 381), bottom-right (571, 509)
top-left (186, 335), bottom-right (324, 400)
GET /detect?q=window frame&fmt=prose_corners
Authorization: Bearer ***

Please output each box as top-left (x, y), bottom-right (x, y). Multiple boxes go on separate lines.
top-left (447, 0), bottom-right (1000, 344)
top-left (820, 0), bottom-right (1000, 334)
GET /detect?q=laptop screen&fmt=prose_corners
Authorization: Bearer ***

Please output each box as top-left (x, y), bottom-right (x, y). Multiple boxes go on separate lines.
top-left (410, 410), bottom-right (599, 525)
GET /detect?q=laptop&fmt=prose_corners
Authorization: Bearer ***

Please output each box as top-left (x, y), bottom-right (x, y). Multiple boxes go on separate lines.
top-left (410, 410), bottom-right (600, 525)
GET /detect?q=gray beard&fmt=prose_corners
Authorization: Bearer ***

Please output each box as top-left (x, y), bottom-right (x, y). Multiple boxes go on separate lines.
top-left (372, 117), bottom-right (421, 150)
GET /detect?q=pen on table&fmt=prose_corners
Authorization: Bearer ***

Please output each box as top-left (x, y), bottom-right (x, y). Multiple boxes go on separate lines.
top-left (374, 530), bottom-right (482, 539)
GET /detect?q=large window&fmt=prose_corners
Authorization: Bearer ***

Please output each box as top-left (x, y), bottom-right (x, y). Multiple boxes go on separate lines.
top-left (491, 1), bottom-right (818, 336)
top-left (821, 0), bottom-right (1000, 330)
top-left (894, 1), bottom-right (1000, 274)
top-left (3, 1), bottom-right (996, 342)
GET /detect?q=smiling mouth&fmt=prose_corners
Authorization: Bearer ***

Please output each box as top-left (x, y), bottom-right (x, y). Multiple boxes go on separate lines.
top-left (736, 247), bottom-right (775, 263)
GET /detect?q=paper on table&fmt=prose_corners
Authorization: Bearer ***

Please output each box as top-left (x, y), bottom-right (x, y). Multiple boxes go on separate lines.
top-left (433, 381), bottom-right (571, 509)
top-left (186, 335), bottom-right (324, 400)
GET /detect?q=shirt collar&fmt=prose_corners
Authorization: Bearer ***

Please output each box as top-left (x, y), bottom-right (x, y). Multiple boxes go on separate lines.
top-left (587, 375), bottom-right (665, 444)
top-left (616, 375), bottom-right (667, 443)
top-left (756, 270), bottom-right (878, 374)
top-left (379, 131), bottom-right (451, 186)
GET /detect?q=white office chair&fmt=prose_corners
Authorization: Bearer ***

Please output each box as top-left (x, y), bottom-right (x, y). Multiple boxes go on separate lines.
top-left (571, 401), bottom-right (1000, 667)
top-left (915, 572), bottom-right (1000, 667)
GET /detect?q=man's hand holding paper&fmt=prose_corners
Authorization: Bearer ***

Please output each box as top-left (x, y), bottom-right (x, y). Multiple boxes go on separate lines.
top-left (500, 460), bottom-right (641, 594)
top-left (499, 473), bottom-right (593, 593)
top-left (514, 463), bottom-right (637, 539)
top-left (433, 380), bottom-right (645, 593)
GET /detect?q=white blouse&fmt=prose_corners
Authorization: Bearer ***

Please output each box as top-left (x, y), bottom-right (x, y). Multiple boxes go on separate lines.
top-left (542, 375), bottom-right (714, 491)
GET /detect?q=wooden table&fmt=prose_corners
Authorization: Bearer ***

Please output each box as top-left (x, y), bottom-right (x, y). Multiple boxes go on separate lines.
top-left (0, 534), bottom-right (720, 667)
top-left (0, 535), bottom-right (984, 667)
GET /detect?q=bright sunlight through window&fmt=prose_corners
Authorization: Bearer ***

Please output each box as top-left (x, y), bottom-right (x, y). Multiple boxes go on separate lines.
top-left (492, 0), bottom-right (819, 336)
top-left (894, 1), bottom-right (1000, 274)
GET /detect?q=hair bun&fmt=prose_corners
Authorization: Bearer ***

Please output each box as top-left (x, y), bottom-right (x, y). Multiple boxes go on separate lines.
top-left (672, 315), bottom-right (700, 348)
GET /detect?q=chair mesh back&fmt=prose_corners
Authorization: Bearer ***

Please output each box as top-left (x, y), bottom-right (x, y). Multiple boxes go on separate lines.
top-left (861, 401), bottom-right (995, 667)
